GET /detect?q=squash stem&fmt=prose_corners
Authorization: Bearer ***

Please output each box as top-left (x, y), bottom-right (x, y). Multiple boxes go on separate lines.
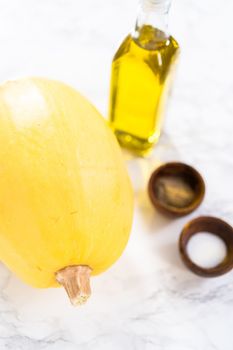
top-left (56, 265), bottom-right (92, 306)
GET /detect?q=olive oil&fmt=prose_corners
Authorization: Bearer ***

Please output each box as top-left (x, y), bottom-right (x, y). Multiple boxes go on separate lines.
top-left (109, 0), bottom-right (179, 155)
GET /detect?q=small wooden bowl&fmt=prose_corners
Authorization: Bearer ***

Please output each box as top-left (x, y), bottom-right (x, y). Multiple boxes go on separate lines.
top-left (148, 162), bottom-right (205, 216)
top-left (179, 216), bottom-right (233, 277)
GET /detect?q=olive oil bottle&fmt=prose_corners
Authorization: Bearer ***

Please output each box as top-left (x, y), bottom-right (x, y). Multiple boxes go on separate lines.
top-left (109, 0), bottom-right (179, 155)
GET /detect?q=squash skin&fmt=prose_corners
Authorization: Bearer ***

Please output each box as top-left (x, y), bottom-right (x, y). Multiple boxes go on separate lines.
top-left (0, 78), bottom-right (133, 288)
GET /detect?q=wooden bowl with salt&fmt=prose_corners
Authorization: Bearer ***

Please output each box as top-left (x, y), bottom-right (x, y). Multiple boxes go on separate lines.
top-left (179, 216), bottom-right (233, 277)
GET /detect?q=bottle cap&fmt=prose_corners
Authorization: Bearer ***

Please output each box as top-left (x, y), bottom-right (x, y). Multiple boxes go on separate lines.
top-left (140, 0), bottom-right (172, 13)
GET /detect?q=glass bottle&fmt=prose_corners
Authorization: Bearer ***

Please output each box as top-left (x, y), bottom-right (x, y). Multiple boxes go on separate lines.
top-left (108, 0), bottom-right (179, 155)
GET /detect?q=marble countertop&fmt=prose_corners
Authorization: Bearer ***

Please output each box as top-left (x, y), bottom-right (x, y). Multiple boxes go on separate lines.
top-left (0, 0), bottom-right (233, 349)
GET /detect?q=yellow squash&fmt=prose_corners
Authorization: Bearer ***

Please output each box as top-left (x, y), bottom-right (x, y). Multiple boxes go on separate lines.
top-left (0, 78), bottom-right (133, 305)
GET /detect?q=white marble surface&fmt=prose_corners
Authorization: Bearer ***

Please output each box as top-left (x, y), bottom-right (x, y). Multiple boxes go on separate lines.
top-left (0, 0), bottom-right (233, 349)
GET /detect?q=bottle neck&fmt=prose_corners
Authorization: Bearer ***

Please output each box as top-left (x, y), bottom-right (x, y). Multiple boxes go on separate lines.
top-left (133, 0), bottom-right (171, 39)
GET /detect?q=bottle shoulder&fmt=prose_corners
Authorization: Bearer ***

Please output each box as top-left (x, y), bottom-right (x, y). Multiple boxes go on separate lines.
top-left (113, 35), bottom-right (132, 61)
top-left (113, 31), bottom-right (179, 64)
top-left (134, 25), bottom-right (179, 52)
top-left (169, 35), bottom-right (179, 51)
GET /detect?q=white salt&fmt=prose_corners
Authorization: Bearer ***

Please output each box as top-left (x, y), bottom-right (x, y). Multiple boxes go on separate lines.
top-left (187, 232), bottom-right (227, 269)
